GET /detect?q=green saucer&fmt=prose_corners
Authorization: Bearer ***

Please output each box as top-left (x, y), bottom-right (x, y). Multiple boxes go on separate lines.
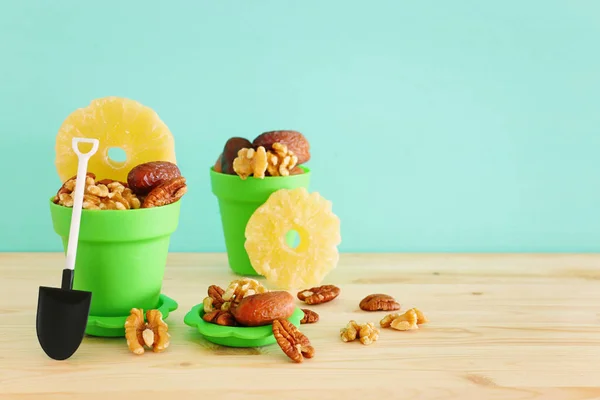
top-left (184, 304), bottom-right (304, 348)
top-left (85, 294), bottom-right (178, 337)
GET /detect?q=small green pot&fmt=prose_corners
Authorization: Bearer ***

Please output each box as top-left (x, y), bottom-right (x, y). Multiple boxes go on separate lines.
top-left (49, 198), bottom-right (181, 335)
top-left (210, 166), bottom-right (311, 276)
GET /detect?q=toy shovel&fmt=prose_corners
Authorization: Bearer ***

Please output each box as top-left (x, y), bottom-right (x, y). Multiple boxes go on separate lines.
top-left (36, 137), bottom-right (99, 360)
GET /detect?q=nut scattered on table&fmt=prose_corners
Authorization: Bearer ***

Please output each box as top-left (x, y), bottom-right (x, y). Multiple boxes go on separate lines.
top-left (300, 309), bottom-right (319, 324)
top-left (340, 320), bottom-right (379, 345)
top-left (359, 294), bottom-right (401, 312)
top-left (297, 285), bottom-right (340, 305)
top-left (124, 308), bottom-right (170, 355)
top-left (272, 319), bottom-right (315, 363)
top-left (380, 308), bottom-right (428, 331)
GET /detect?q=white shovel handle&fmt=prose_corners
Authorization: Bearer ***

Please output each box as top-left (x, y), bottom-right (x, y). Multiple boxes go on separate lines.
top-left (65, 138), bottom-right (99, 271)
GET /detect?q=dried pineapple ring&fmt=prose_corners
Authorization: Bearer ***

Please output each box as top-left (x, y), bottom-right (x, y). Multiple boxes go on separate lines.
top-left (244, 187), bottom-right (341, 290)
top-left (55, 97), bottom-right (177, 183)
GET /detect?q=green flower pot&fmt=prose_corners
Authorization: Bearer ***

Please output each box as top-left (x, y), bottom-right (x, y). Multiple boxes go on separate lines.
top-left (49, 198), bottom-right (181, 336)
top-left (210, 166), bottom-right (311, 276)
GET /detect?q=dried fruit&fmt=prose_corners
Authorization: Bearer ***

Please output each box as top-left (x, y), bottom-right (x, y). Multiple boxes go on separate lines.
top-left (289, 166), bottom-right (304, 175)
top-left (230, 291), bottom-right (296, 327)
top-left (202, 310), bottom-right (237, 326)
top-left (380, 308), bottom-right (428, 331)
top-left (359, 294), bottom-right (401, 312)
top-left (340, 320), bottom-right (379, 345)
top-left (244, 187), bottom-right (341, 290)
top-left (221, 137), bottom-right (253, 174)
top-left (232, 146), bottom-right (269, 180)
top-left (272, 319), bottom-right (314, 363)
top-left (213, 154), bottom-right (223, 173)
top-left (54, 174), bottom-right (141, 210)
top-left (124, 308), bottom-right (170, 355)
top-left (55, 96), bottom-right (176, 183)
top-left (253, 130), bottom-right (311, 165)
top-left (127, 161), bottom-right (181, 195)
top-left (300, 309), bottom-right (319, 324)
top-left (141, 176), bottom-right (187, 208)
top-left (266, 142), bottom-right (298, 177)
top-left (297, 285), bottom-right (340, 305)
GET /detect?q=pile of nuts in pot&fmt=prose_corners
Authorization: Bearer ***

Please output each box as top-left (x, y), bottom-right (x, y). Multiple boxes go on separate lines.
top-left (213, 130), bottom-right (311, 179)
top-left (123, 278), bottom-right (429, 363)
top-left (52, 161), bottom-right (187, 210)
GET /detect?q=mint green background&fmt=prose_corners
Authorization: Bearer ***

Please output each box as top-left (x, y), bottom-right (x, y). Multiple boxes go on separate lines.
top-left (0, 1), bottom-right (598, 252)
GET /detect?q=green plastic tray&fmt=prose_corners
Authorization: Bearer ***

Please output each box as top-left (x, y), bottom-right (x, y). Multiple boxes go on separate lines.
top-left (85, 294), bottom-right (178, 337)
top-left (184, 304), bottom-right (304, 348)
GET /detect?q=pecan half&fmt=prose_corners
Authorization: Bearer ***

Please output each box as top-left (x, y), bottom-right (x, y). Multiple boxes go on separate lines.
top-left (141, 176), bottom-right (187, 208)
top-left (127, 161), bottom-right (181, 195)
top-left (359, 294), bottom-right (401, 312)
top-left (297, 285), bottom-right (340, 305)
top-left (207, 285), bottom-right (225, 309)
top-left (202, 310), bottom-right (237, 326)
top-left (272, 319), bottom-right (314, 363)
top-left (300, 309), bottom-right (319, 324)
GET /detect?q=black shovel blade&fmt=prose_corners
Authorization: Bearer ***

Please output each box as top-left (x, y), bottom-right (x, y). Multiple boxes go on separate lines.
top-left (36, 286), bottom-right (92, 360)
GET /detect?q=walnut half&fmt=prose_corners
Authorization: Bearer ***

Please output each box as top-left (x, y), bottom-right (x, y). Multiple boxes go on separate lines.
top-left (232, 147), bottom-right (269, 179)
top-left (124, 308), bottom-right (170, 355)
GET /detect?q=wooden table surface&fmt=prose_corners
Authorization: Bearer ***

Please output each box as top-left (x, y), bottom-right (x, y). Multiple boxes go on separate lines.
top-left (1, 253), bottom-right (599, 400)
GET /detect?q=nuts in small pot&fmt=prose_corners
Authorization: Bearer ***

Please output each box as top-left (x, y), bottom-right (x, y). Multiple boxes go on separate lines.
top-left (221, 137), bottom-right (253, 175)
top-left (300, 309), bottom-right (319, 324)
top-left (253, 130), bottom-right (311, 165)
top-left (230, 291), bottom-right (296, 327)
top-left (359, 294), bottom-right (401, 312)
top-left (54, 174), bottom-right (141, 210)
top-left (127, 161), bottom-right (181, 195)
top-left (141, 176), bottom-right (187, 208)
top-left (297, 285), bottom-right (340, 305)
top-left (265, 143), bottom-right (298, 177)
top-left (232, 146), bottom-right (269, 180)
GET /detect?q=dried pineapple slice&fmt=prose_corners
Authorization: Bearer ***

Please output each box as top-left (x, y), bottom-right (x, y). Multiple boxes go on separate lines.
top-left (244, 187), bottom-right (341, 290)
top-left (55, 97), bottom-right (176, 183)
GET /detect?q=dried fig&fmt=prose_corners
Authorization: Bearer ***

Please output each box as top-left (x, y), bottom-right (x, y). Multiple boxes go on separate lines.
top-left (127, 161), bottom-right (181, 195)
top-left (253, 130), bottom-right (310, 165)
top-left (213, 153), bottom-right (223, 173)
top-left (221, 137), bottom-right (253, 174)
top-left (230, 291), bottom-right (295, 327)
